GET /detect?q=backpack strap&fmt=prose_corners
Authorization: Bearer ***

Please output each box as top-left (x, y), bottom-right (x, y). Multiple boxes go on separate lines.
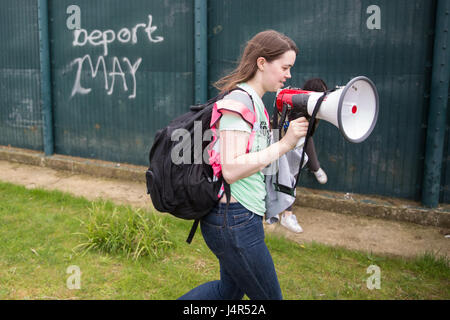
top-left (212, 99), bottom-right (257, 128)
top-left (186, 179), bottom-right (231, 244)
top-left (186, 219), bottom-right (200, 244)
top-left (208, 88), bottom-right (257, 179)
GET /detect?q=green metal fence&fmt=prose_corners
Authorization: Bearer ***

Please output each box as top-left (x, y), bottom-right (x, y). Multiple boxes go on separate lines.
top-left (0, 0), bottom-right (449, 207)
top-left (0, 0), bottom-right (42, 151)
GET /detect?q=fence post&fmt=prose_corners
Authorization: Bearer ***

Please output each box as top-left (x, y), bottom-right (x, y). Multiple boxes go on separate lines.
top-left (422, 0), bottom-right (450, 207)
top-left (194, 0), bottom-right (208, 104)
top-left (38, 0), bottom-right (54, 156)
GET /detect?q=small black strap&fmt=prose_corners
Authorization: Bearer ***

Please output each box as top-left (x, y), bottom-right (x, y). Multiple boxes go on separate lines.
top-left (186, 219), bottom-right (200, 244)
top-left (223, 181), bottom-right (231, 216)
top-left (272, 98), bottom-right (279, 132)
top-left (279, 103), bottom-right (290, 135)
top-left (185, 181), bottom-right (231, 244)
top-left (273, 182), bottom-right (296, 197)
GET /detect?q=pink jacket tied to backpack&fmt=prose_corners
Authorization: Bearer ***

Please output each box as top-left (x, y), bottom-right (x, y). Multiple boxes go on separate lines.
top-left (208, 98), bottom-right (257, 181)
top-left (209, 88), bottom-right (270, 177)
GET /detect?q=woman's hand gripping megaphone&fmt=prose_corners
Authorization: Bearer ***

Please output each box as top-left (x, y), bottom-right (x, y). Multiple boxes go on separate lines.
top-left (281, 117), bottom-right (309, 150)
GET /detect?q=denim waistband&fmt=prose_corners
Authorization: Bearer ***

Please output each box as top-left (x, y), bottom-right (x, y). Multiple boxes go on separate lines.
top-left (204, 201), bottom-right (262, 229)
top-left (215, 201), bottom-right (247, 215)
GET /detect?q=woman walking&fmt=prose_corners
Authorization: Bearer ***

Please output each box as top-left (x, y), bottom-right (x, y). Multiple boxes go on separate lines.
top-left (179, 30), bottom-right (308, 300)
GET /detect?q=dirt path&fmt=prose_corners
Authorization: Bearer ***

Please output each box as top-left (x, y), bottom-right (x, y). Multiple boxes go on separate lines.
top-left (0, 160), bottom-right (448, 259)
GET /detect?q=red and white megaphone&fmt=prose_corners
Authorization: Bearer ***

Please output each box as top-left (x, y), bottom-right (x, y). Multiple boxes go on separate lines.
top-left (276, 76), bottom-right (379, 143)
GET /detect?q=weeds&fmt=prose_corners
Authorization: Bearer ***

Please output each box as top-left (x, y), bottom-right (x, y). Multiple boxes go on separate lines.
top-left (73, 201), bottom-right (174, 261)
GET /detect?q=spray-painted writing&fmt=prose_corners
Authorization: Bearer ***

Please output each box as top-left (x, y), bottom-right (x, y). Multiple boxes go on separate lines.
top-left (69, 12), bottom-right (164, 99)
top-left (72, 15), bottom-right (163, 56)
top-left (71, 55), bottom-right (142, 99)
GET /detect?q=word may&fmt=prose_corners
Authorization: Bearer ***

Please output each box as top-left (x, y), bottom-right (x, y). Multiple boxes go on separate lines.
top-left (73, 14), bottom-right (164, 56)
top-left (71, 55), bottom-right (142, 99)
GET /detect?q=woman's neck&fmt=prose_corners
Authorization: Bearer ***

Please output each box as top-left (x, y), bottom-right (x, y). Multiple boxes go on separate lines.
top-left (246, 77), bottom-right (266, 98)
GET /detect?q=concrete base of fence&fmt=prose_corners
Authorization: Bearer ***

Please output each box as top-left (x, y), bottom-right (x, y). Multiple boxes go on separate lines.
top-left (0, 146), bottom-right (144, 182)
top-left (1, 145), bottom-right (449, 229)
top-left (295, 188), bottom-right (450, 230)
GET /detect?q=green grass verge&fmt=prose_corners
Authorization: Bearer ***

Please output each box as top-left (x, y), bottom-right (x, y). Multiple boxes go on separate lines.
top-left (0, 181), bottom-right (448, 300)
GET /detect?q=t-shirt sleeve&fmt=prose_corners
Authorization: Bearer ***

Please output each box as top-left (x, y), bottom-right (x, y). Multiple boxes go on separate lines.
top-left (218, 90), bottom-right (253, 133)
top-left (219, 112), bottom-right (252, 133)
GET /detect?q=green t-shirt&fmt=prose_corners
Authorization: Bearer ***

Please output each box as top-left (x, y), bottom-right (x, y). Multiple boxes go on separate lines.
top-left (218, 83), bottom-right (270, 216)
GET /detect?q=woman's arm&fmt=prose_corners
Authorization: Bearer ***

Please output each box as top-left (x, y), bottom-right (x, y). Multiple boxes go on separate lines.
top-left (220, 116), bottom-right (309, 184)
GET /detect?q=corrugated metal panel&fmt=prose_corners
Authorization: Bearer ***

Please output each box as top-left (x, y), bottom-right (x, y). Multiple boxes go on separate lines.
top-left (440, 85), bottom-right (450, 202)
top-left (0, 0), bottom-right (43, 150)
top-left (49, 0), bottom-right (194, 165)
top-left (208, 0), bottom-right (435, 201)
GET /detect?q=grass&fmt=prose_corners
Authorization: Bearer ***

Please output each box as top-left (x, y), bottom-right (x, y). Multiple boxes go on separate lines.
top-left (73, 201), bottom-right (173, 261)
top-left (0, 181), bottom-right (448, 300)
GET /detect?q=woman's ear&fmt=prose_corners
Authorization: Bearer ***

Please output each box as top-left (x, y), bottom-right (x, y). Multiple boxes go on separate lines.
top-left (256, 57), bottom-right (266, 71)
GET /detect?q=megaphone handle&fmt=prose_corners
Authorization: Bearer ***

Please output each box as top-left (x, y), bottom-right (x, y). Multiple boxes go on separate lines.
top-left (279, 103), bottom-right (289, 133)
top-left (294, 92), bottom-right (328, 189)
top-left (272, 102), bottom-right (291, 188)
top-left (272, 98), bottom-right (279, 131)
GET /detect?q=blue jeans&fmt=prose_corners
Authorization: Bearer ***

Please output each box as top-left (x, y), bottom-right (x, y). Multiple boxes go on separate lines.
top-left (178, 202), bottom-right (283, 300)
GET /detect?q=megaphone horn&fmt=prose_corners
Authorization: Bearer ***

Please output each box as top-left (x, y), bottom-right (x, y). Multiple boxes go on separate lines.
top-left (277, 76), bottom-right (379, 143)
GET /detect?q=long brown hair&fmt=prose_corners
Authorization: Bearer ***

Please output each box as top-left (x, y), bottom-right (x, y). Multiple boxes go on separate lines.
top-left (214, 30), bottom-right (299, 93)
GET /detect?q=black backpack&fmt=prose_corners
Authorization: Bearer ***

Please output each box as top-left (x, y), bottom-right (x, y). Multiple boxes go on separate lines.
top-left (145, 88), bottom-right (253, 243)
